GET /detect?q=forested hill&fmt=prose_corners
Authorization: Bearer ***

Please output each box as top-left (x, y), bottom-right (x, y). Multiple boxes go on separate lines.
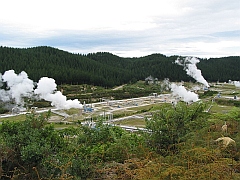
top-left (0, 46), bottom-right (239, 87)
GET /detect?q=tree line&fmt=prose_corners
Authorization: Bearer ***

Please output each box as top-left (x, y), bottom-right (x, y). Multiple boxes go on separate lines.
top-left (0, 46), bottom-right (239, 87)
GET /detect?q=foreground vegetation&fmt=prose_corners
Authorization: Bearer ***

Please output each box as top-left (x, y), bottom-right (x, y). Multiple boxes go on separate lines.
top-left (1, 101), bottom-right (240, 179)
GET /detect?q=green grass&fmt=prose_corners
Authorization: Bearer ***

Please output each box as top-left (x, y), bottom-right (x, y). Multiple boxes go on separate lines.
top-left (64, 108), bottom-right (82, 115)
top-left (113, 110), bottom-right (135, 118)
top-left (113, 118), bottom-right (146, 127)
top-left (128, 104), bottom-right (162, 112)
top-left (209, 104), bottom-right (235, 113)
top-left (0, 114), bottom-right (27, 122)
top-left (128, 104), bottom-right (153, 111)
top-left (214, 84), bottom-right (237, 90)
top-left (47, 123), bottom-right (78, 129)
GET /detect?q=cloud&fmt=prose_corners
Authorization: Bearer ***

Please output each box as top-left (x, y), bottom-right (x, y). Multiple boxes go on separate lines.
top-left (0, 0), bottom-right (239, 57)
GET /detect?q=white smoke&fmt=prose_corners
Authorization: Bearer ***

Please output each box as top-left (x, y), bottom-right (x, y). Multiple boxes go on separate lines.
top-left (234, 81), bottom-right (240, 88)
top-left (0, 70), bottom-right (83, 110)
top-left (34, 77), bottom-right (83, 109)
top-left (170, 83), bottom-right (199, 103)
top-left (161, 78), bottom-right (170, 91)
top-left (176, 56), bottom-right (209, 87)
top-left (1, 70), bottom-right (34, 105)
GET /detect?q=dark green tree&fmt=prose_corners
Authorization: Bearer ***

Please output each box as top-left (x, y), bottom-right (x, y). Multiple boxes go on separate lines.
top-left (0, 111), bottom-right (65, 179)
top-left (145, 101), bottom-right (208, 155)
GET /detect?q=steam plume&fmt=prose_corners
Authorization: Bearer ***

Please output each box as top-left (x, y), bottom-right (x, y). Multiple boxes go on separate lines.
top-left (170, 83), bottom-right (199, 103)
top-left (175, 56), bottom-right (209, 87)
top-left (1, 70), bottom-right (34, 105)
top-left (34, 77), bottom-right (83, 109)
top-left (0, 70), bottom-right (83, 110)
top-left (234, 81), bottom-right (240, 88)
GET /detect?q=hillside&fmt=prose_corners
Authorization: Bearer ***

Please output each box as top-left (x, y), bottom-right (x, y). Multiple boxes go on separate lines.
top-left (0, 46), bottom-right (239, 87)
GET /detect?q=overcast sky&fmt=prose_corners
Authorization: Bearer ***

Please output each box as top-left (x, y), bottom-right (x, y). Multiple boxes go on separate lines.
top-left (0, 0), bottom-right (239, 58)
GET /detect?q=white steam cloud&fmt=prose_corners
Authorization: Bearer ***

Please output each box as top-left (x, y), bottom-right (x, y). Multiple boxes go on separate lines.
top-left (234, 81), bottom-right (240, 88)
top-left (170, 83), bottom-right (199, 103)
top-left (34, 77), bottom-right (83, 109)
top-left (176, 56), bottom-right (209, 87)
top-left (0, 70), bottom-right (34, 105)
top-left (160, 78), bottom-right (199, 103)
top-left (0, 70), bottom-right (83, 110)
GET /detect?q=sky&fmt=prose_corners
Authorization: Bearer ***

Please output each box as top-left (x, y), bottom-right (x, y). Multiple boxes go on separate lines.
top-left (0, 0), bottom-right (239, 58)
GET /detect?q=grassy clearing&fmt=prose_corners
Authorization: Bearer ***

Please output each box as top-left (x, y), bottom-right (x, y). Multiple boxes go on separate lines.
top-left (0, 112), bottom-right (71, 128)
top-left (128, 104), bottom-right (153, 111)
top-left (113, 110), bottom-right (135, 118)
top-left (111, 103), bottom-right (155, 127)
top-left (64, 108), bottom-right (81, 115)
top-left (128, 103), bottom-right (163, 112)
top-left (214, 83), bottom-right (235, 87)
top-left (47, 122), bottom-right (78, 129)
top-left (113, 118), bottom-right (146, 127)
top-left (209, 103), bottom-right (235, 113)
top-left (0, 114), bottom-right (27, 122)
